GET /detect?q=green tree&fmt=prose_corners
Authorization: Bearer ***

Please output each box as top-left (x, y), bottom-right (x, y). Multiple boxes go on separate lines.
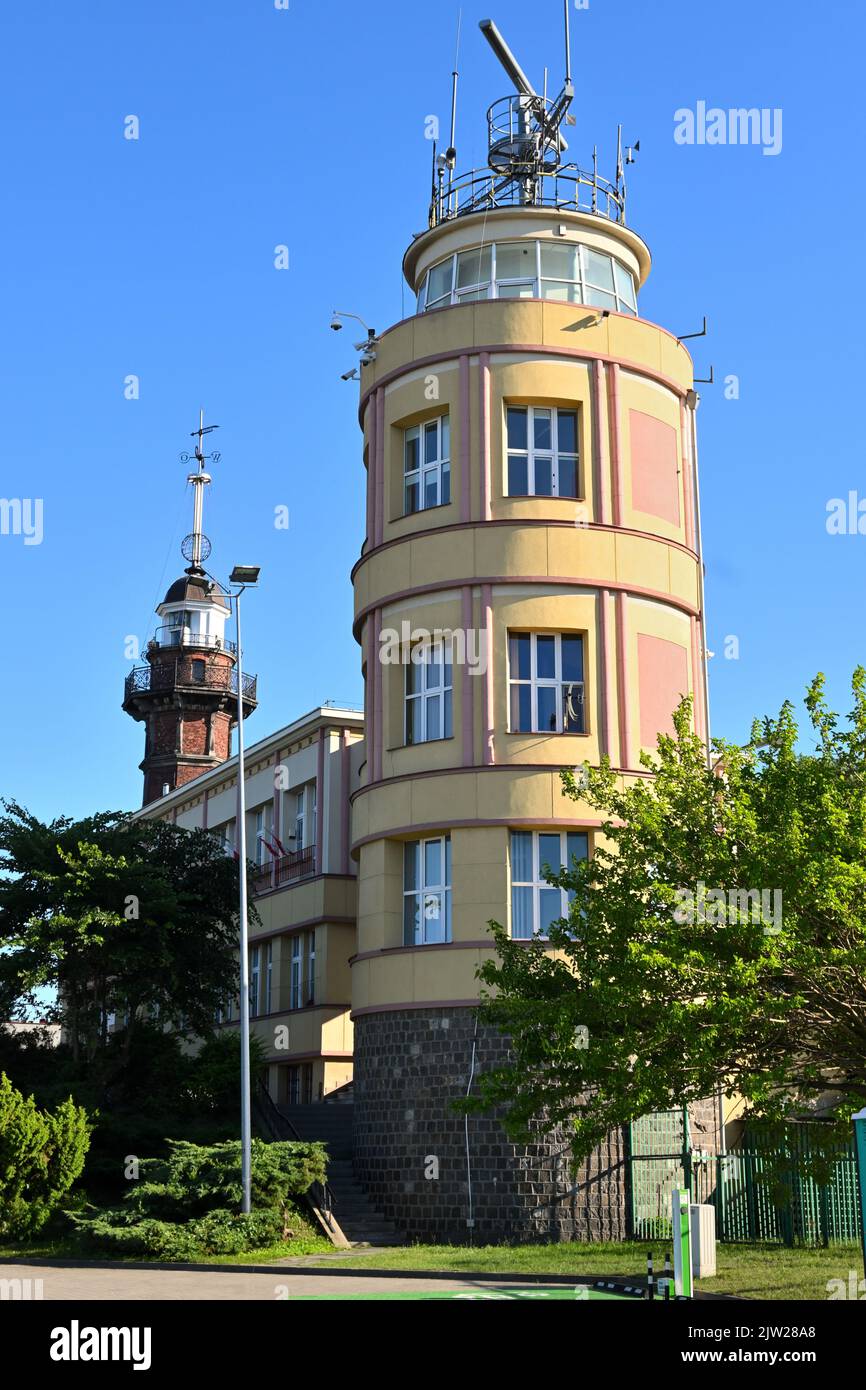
top-left (0, 1072), bottom-right (91, 1237)
top-left (184, 1031), bottom-right (269, 1113)
top-left (469, 672), bottom-right (866, 1161)
top-left (0, 803), bottom-right (256, 1075)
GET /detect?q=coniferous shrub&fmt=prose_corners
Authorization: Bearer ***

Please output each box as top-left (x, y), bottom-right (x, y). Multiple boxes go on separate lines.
top-left (70, 1137), bottom-right (326, 1257)
top-left (0, 1072), bottom-right (92, 1238)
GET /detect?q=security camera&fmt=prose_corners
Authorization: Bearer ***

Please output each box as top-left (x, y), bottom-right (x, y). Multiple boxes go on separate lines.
top-left (360, 353), bottom-right (377, 367)
top-left (330, 317), bottom-right (342, 331)
top-left (341, 368), bottom-right (359, 381)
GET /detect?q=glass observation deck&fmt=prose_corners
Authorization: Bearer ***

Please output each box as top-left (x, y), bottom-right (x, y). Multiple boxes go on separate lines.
top-left (416, 236), bottom-right (638, 316)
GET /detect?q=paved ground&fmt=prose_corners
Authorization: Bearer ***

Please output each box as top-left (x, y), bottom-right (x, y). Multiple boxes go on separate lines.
top-left (1, 1263), bottom-right (613, 1301)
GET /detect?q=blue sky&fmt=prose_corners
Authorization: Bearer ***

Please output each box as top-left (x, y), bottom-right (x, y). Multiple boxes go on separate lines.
top-left (0, 0), bottom-right (862, 822)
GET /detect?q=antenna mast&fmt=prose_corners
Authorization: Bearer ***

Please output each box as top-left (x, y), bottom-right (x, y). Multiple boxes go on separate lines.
top-left (447, 10), bottom-right (462, 215)
top-left (427, 12), bottom-right (628, 229)
top-left (180, 409), bottom-right (220, 572)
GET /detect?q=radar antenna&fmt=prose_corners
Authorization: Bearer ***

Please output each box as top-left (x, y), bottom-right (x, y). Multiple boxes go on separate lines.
top-left (427, 3), bottom-right (629, 230)
top-left (479, 5), bottom-right (573, 204)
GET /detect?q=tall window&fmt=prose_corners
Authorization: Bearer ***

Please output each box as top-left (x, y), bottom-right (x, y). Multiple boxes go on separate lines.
top-left (166, 609), bottom-right (192, 645)
top-left (265, 941), bottom-right (273, 1014)
top-left (506, 406), bottom-right (579, 498)
top-left (404, 416), bottom-right (450, 514)
top-left (286, 1065), bottom-right (300, 1105)
top-left (294, 788), bottom-right (306, 848)
top-left (403, 836), bottom-right (452, 945)
top-left (510, 830), bottom-right (588, 939)
top-left (509, 632), bottom-right (585, 734)
top-left (307, 931), bottom-right (316, 1006)
top-left (290, 936), bottom-right (302, 1009)
top-left (253, 805), bottom-right (273, 866)
top-left (214, 820), bottom-right (235, 856)
top-left (405, 641), bottom-right (453, 744)
top-left (249, 946), bottom-right (260, 1017)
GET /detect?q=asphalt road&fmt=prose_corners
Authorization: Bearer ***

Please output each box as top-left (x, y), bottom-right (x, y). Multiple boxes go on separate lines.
top-left (0, 1263), bottom-right (603, 1301)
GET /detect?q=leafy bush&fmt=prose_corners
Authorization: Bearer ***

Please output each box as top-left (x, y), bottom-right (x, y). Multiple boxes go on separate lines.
top-left (0, 1072), bottom-right (92, 1238)
top-left (70, 1137), bottom-right (327, 1257)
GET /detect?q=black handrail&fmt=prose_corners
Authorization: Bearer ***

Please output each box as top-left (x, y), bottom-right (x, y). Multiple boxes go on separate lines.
top-left (253, 1077), bottom-right (336, 1233)
top-left (152, 627), bottom-right (239, 655)
top-left (124, 661), bottom-right (258, 702)
top-left (252, 845), bottom-right (317, 894)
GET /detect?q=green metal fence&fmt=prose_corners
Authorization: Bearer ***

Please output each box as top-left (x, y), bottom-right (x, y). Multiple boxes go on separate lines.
top-left (627, 1111), bottom-right (861, 1246)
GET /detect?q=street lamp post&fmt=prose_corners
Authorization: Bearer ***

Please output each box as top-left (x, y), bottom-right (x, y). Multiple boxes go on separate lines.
top-left (228, 564), bottom-right (261, 1216)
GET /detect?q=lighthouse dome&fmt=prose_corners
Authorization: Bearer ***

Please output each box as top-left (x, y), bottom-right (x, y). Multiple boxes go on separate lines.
top-left (161, 570), bottom-right (230, 610)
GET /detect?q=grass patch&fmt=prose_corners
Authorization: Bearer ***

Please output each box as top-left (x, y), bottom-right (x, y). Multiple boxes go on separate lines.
top-left (302, 1240), bottom-right (864, 1301)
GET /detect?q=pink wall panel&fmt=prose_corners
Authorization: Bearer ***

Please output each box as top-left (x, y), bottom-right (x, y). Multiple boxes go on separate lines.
top-left (637, 633), bottom-right (689, 748)
top-left (629, 409), bottom-right (680, 526)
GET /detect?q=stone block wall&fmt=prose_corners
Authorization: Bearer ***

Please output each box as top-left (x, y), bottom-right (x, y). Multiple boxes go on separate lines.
top-left (353, 1007), bottom-right (630, 1243)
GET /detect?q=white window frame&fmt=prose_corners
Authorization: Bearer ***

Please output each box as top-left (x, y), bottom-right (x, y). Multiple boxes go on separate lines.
top-left (510, 829), bottom-right (589, 939)
top-left (265, 941), bottom-right (273, 1014)
top-left (405, 639), bottom-right (453, 745)
top-left (249, 945), bottom-right (260, 1018)
top-left (307, 931), bottom-right (316, 1007)
top-left (404, 415), bottom-right (451, 515)
top-left (454, 245), bottom-right (492, 302)
top-left (424, 253), bottom-right (456, 309)
top-left (508, 631), bottom-right (586, 734)
top-left (420, 241), bottom-right (638, 316)
top-left (493, 239), bottom-right (540, 299)
top-left (214, 820), bottom-right (235, 856)
top-left (538, 240), bottom-right (583, 304)
top-left (506, 405), bottom-right (580, 498)
top-left (290, 936), bottom-right (302, 1010)
top-left (253, 804), bottom-right (273, 867)
top-left (403, 835), bottom-right (452, 946)
top-left (166, 608), bottom-right (193, 646)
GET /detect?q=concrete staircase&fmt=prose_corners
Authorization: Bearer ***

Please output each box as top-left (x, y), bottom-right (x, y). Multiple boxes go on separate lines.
top-left (324, 1159), bottom-right (401, 1247)
top-left (274, 1102), bottom-right (400, 1247)
top-left (277, 1103), bottom-right (354, 1159)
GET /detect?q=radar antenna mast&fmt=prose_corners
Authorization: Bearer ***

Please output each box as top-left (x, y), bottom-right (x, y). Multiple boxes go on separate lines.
top-left (427, 4), bottom-right (629, 230)
top-left (479, 4), bottom-right (574, 205)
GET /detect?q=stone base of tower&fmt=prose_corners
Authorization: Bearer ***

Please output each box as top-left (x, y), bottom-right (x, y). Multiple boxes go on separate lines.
top-left (352, 1007), bottom-right (630, 1243)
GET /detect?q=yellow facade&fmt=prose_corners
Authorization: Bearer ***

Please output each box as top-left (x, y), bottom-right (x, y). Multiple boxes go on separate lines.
top-left (138, 709), bottom-right (363, 1104)
top-left (352, 206), bottom-right (708, 1013)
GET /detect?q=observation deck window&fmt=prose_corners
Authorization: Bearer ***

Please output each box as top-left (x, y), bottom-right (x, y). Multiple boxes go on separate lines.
top-left (417, 238), bottom-right (638, 316)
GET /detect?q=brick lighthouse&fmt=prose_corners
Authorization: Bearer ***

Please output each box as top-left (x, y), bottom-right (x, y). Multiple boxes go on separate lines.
top-left (123, 415), bottom-right (258, 806)
top-left (349, 13), bottom-right (710, 1240)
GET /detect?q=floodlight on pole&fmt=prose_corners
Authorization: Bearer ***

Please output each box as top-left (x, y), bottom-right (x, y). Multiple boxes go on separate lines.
top-left (227, 562), bottom-right (261, 1216)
